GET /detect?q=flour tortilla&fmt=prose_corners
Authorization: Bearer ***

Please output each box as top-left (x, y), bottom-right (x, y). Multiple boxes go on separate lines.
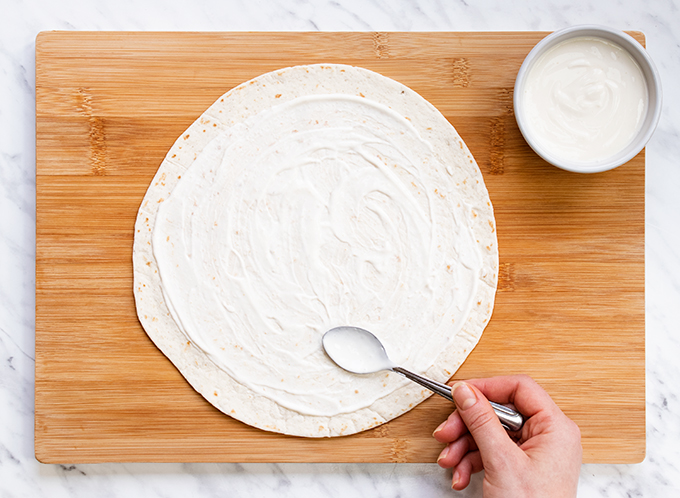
top-left (133, 64), bottom-right (498, 437)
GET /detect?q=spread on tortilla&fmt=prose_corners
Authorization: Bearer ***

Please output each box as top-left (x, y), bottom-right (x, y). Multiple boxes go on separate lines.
top-left (133, 64), bottom-right (498, 437)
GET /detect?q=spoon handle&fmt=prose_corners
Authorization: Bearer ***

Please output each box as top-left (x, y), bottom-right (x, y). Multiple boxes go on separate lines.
top-left (391, 367), bottom-right (524, 432)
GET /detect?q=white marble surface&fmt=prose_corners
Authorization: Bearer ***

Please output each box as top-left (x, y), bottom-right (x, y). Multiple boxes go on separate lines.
top-left (1, 0), bottom-right (679, 495)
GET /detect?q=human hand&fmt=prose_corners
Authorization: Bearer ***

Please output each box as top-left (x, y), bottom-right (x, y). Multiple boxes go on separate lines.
top-left (433, 375), bottom-right (582, 497)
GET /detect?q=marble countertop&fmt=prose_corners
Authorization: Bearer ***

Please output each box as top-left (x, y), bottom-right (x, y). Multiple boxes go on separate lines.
top-left (2, 0), bottom-right (679, 495)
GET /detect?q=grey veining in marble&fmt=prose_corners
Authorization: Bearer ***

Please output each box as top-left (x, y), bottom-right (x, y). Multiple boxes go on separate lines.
top-left (2, 0), bottom-right (680, 495)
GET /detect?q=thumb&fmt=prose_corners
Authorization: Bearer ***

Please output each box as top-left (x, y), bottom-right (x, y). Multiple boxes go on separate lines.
top-left (452, 381), bottom-right (515, 458)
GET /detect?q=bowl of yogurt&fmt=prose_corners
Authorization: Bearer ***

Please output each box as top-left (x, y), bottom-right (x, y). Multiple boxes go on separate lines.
top-left (514, 25), bottom-right (662, 173)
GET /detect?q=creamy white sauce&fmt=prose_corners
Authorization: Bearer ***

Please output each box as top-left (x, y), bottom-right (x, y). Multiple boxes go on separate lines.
top-left (522, 36), bottom-right (648, 163)
top-left (152, 94), bottom-right (484, 417)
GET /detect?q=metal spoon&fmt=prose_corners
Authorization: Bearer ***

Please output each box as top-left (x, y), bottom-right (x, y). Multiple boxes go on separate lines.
top-left (322, 326), bottom-right (524, 432)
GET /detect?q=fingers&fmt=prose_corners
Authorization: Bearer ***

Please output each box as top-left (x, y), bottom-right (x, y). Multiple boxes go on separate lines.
top-left (432, 409), bottom-right (466, 444)
top-left (435, 435), bottom-right (483, 491)
top-left (452, 451), bottom-right (482, 490)
top-left (451, 381), bottom-right (518, 459)
top-left (436, 433), bottom-right (477, 468)
top-left (465, 375), bottom-right (560, 419)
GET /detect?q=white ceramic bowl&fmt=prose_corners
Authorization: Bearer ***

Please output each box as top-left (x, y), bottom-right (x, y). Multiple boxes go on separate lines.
top-left (514, 25), bottom-right (662, 173)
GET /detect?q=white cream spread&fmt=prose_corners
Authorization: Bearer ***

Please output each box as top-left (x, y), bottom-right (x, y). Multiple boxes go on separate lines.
top-left (522, 36), bottom-right (648, 163)
top-left (152, 94), bottom-right (485, 417)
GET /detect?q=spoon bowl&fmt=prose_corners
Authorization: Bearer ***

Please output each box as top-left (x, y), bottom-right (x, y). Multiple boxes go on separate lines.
top-left (322, 326), bottom-right (395, 374)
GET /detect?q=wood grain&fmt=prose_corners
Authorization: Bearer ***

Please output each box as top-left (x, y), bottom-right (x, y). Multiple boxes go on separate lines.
top-left (35, 31), bottom-right (645, 464)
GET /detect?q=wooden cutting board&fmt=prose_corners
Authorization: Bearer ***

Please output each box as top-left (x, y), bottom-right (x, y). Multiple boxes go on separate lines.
top-left (35, 31), bottom-right (645, 464)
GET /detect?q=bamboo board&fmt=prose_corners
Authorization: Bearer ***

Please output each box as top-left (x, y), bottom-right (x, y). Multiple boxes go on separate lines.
top-left (35, 31), bottom-right (645, 464)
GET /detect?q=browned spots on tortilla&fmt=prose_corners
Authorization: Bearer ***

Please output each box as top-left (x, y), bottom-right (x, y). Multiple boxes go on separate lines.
top-left (452, 58), bottom-right (470, 88)
top-left (75, 88), bottom-right (107, 176)
top-left (275, 94), bottom-right (282, 98)
top-left (373, 32), bottom-right (390, 59)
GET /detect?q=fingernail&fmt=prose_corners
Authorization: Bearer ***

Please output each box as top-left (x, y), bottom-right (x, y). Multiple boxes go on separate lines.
top-left (432, 420), bottom-right (446, 437)
top-left (452, 469), bottom-right (460, 488)
top-left (452, 381), bottom-right (477, 410)
top-left (437, 445), bottom-right (449, 463)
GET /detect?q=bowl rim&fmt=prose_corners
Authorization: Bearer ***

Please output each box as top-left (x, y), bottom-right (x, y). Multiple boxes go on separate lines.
top-left (513, 25), bottom-right (663, 173)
